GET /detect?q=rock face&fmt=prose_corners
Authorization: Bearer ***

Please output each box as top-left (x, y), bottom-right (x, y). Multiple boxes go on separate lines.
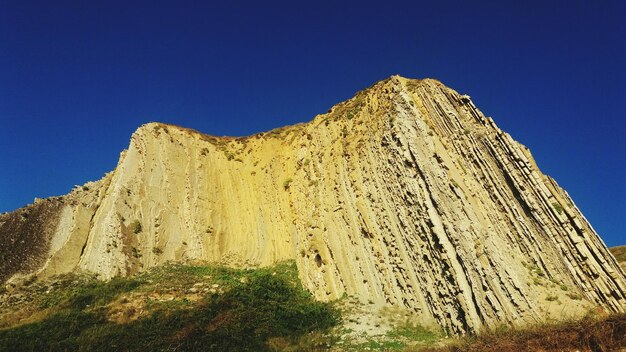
top-left (1, 76), bottom-right (625, 334)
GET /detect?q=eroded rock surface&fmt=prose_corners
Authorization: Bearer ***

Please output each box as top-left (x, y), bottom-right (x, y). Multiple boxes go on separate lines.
top-left (1, 76), bottom-right (624, 334)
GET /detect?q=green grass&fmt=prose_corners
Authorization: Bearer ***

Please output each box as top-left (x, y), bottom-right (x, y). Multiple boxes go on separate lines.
top-left (4, 259), bottom-right (623, 352)
top-left (337, 324), bottom-right (442, 351)
top-left (0, 261), bottom-right (339, 352)
top-left (37, 276), bottom-right (141, 309)
top-left (388, 325), bottom-right (441, 344)
top-left (353, 339), bottom-right (405, 350)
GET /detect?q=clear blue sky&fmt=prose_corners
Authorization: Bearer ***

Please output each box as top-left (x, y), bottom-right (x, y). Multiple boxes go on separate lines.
top-left (0, 1), bottom-right (624, 246)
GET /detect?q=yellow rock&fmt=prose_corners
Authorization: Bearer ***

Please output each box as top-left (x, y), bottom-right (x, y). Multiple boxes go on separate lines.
top-left (1, 76), bottom-right (624, 334)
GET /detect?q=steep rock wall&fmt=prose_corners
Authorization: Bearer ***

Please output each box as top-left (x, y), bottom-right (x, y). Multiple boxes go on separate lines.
top-left (1, 76), bottom-right (624, 334)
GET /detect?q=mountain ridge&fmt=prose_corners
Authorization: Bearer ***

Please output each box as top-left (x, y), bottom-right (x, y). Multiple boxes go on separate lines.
top-left (1, 76), bottom-right (624, 334)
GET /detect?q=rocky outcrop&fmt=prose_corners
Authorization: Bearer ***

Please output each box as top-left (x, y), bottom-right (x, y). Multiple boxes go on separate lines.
top-left (1, 76), bottom-right (624, 334)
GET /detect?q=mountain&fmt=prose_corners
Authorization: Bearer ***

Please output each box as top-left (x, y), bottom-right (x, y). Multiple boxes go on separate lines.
top-left (610, 246), bottom-right (626, 272)
top-left (1, 76), bottom-right (624, 335)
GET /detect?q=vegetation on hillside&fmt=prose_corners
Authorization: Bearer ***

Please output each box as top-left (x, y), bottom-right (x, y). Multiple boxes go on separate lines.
top-left (0, 261), bottom-right (339, 351)
top-left (0, 261), bottom-right (624, 351)
top-left (422, 312), bottom-right (626, 352)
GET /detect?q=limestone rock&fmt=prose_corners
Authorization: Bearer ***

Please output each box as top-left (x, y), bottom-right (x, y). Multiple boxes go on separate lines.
top-left (1, 76), bottom-right (624, 334)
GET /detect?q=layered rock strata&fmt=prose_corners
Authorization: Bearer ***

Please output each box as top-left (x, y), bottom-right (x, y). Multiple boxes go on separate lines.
top-left (1, 76), bottom-right (624, 334)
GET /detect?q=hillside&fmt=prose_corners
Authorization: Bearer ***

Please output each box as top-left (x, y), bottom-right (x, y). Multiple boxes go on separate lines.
top-left (610, 246), bottom-right (626, 272)
top-left (1, 76), bottom-right (624, 335)
top-left (0, 262), bottom-right (623, 351)
top-left (0, 261), bottom-right (341, 351)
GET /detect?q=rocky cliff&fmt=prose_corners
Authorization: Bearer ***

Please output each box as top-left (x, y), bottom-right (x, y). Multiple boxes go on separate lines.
top-left (1, 76), bottom-right (624, 334)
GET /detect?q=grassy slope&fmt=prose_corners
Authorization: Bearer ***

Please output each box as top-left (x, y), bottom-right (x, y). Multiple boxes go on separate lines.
top-left (1, 260), bottom-right (624, 352)
top-left (0, 261), bottom-right (339, 351)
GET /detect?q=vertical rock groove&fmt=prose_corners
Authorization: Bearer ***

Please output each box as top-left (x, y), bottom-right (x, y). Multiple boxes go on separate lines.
top-left (1, 75), bottom-right (624, 334)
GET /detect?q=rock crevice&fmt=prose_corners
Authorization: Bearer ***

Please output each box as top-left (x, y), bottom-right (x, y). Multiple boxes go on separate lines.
top-left (1, 76), bottom-right (624, 334)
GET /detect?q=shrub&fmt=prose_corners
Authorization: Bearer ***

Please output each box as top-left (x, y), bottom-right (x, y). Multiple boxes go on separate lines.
top-left (552, 202), bottom-right (564, 214)
top-left (131, 220), bottom-right (142, 234)
top-left (566, 292), bottom-right (582, 300)
top-left (423, 313), bottom-right (626, 352)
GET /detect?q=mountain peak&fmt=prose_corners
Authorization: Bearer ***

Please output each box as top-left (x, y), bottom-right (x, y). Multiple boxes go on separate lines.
top-left (1, 77), bottom-right (624, 335)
